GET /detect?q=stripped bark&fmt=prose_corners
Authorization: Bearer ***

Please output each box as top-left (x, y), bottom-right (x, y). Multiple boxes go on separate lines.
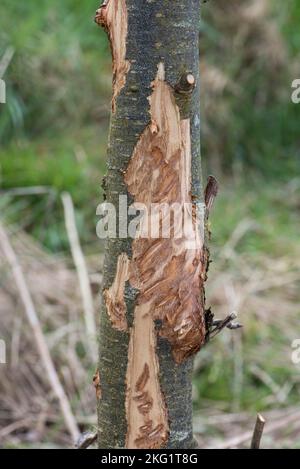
top-left (96, 0), bottom-right (206, 449)
top-left (95, 0), bottom-right (130, 112)
top-left (125, 64), bottom-right (206, 367)
top-left (103, 253), bottom-right (129, 331)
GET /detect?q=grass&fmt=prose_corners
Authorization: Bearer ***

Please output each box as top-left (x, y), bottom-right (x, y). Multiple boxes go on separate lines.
top-left (0, 0), bottom-right (111, 143)
top-left (0, 125), bottom-right (108, 251)
top-left (212, 177), bottom-right (300, 257)
top-left (1, 178), bottom-right (299, 447)
top-left (193, 177), bottom-right (300, 416)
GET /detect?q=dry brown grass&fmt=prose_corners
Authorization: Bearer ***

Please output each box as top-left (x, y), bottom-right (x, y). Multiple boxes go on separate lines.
top-left (0, 228), bottom-right (102, 447)
top-left (0, 219), bottom-right (299, 448)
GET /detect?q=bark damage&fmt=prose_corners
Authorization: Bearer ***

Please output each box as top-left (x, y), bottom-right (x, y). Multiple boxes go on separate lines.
top-left (93, 368), bottom-right (102, 400)
top-left (103, 253), bottom-right (129, 332)
top-left (126, 309), bottom-right (168, 449)
top-left (125, 64), bottom-right (207, 364)
top-left (95, 0), bottom-right (130, 112)
top-left (124, 64), bottom-right (208, 449)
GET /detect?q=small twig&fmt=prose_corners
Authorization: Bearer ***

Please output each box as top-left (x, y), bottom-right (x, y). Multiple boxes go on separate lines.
top-left (175, 72), bottom-right (196, 95)
top-left (210, 312), bottom-right (243, 339)
top-left (251, 414), bottom-right (266, 449)
top-left (227, 322), bottom-right (243, 330)
top-left (76, 430), bottom-right (97, 449)
top-left (0, 222), bottom-right (80, 443)
top-left (61, 192), bottom-right (97, 358)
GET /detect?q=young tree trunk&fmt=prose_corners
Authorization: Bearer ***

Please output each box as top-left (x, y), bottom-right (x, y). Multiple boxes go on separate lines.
top-left (95, 0), bottom-right (208, 449)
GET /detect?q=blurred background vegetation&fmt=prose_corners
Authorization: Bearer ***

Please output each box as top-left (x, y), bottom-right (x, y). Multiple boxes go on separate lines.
top-left (1, 0), bottom-right (300, 448)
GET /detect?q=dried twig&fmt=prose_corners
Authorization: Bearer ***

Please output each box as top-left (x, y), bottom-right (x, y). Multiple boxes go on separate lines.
top-left (76, 430), bottom-right (97, 449)
top-left (209, 312), bottom-right (243, 339)
top-left (0, 222), bottom-right (80, 443)
top-left (61, 192), bottom-right (97, 357)
top-left (251, 413), bottom-right (266, 449)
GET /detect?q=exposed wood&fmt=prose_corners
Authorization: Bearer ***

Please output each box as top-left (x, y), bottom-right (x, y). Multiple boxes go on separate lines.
top-left (95, 0), bottom-right (130, 112)
top-left (126, 308), bottom-right (168, 449)
top-left (124, 64), bottom-right (206, 448)
top-left (103, 253), bottom-right (129, 332)
top-left (125, 64), bottom-right (207, 365)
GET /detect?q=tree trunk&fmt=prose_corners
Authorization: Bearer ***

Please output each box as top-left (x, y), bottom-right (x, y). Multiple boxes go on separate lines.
top-left (95, 0), bottom-right (208, 449)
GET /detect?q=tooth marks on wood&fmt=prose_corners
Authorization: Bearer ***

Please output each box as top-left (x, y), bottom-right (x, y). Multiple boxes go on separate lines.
top-left (102, 63), bottom-right (208, 449)
top-left (126, 312), bottom-right (169, 449)
top-left (136, 363), bottom-right (150, 391)
top-left (134, 423), bottom-right (167, 449)
top-left (125, 63), bottom-right (208, 449)
top-left (95, 0), bottom-right (130, 112)
top-left (125, 63), bottom-right (207, 364)
top-left (103, 253), bottom-right (129, 331)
